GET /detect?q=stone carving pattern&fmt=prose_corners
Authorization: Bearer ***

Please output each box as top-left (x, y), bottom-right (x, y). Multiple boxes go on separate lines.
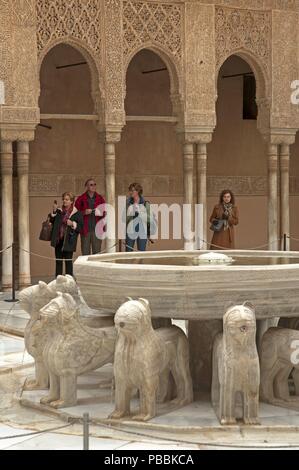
top-left (109, 298), bottom-right (193, 421)
top-left (0, 1), bottom-right (14, 105)
top-left (40, 293), bottom-right (116, 408)
top-left (2, 107), bottom-right (39, 123)
top-left (28, 174), bottom-right (299, 197)
top-left (212, 303), bottom-right (260, 425)
top-left (36, 0), bottom-right (102, 56)
top-left (11, 0), bottom-right (36, 27)
top-left (215, 6), bottom-right (271, 73)
top-left (12, 27), bottom-right (39, 107)
top-left (123, 1), bottom-right (183, 62)
top-left (260, 327), bottom-right (299, 406)
top-left (104, 0), bottom-right (124, 113)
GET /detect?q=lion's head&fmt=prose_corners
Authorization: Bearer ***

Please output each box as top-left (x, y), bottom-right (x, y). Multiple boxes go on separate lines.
top-left (19, 281), bottom-right (55, 318)
top-left (40, 292), bottom-right (79, 329)
top-left (48, 275), bottom-right (79, 298)
top-left (114, 298), bottom-right (152, 338)
top-left (223, 302), bottom-right (256, 348)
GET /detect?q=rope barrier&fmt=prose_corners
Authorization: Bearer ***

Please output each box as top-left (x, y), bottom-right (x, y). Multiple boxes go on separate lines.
top-left (89, 418), bottom-right (299, 449)
top-left (0, 421), bottom-right (75, 441)
top-left (198, 237), bottom-right (283, 251)
top-left (0, 245), bottom-right (12, 255)
top-left (8, 235), bottom-right (299, 262)
top-left (19, 242), bottom-right (118, 261)
top-left (1, 413), bottom-right (299, 449)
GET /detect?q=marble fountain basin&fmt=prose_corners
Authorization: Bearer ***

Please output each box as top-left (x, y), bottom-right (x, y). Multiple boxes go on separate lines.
top-left (74, 250), bottom-right (299, 320)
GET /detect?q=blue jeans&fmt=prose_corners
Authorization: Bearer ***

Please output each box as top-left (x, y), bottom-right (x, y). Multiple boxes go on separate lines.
top-left (125, 236), bottom-right (147, 252)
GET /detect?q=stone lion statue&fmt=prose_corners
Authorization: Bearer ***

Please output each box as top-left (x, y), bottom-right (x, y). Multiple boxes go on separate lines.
top-left (109, 298), bottom-right (193, 421)
top-left (211, 302), bottom-right (260, 425)
top-left (20, 275), bottom-right (114, 391)
top-left (260, 327), bottom-right (299, 406)
top-left (39, 292), bottom-right (116, 408)
top-left (19, 280), bottom-right (57, 390)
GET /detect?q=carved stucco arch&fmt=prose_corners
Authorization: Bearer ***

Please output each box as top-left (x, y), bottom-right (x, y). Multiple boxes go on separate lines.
top-left (216, 49), bottom-right (271, 132)
top-left (37, 38), bottom-right (105, 117)
top-left (124, 44), bottom-right (183, 118)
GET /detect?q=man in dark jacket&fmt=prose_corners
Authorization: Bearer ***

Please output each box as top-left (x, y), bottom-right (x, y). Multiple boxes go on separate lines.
top-left (75, 178), bottom-right (106, 255)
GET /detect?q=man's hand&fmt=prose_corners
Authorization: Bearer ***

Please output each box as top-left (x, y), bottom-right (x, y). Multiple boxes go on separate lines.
top-left (85, 209), bottom-right (92, 215)
top-left (66, 219), bottom-right (73, 227)
top-left (53, 200), bottom-right (58, 212)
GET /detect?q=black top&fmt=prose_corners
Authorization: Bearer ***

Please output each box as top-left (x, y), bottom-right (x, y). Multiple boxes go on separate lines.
top-left (50, 209), bottom-right (83, 252)
top-left (87, 193), bottom-right (96, 232)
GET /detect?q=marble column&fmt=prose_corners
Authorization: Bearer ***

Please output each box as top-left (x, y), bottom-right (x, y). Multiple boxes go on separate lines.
top-left (280, 143), bottom-right (290, 251)
top-left (1, 141), bottom-right (13, 290)
top-left (197, 143), bottom-right (207, 249)
top-left (104, 142), bottom-right (116, 253)
top-left (183, 143), bottom-right (194, 250)
top-left (17, 141), bottom-right (31, 287)
top-left (268, 143), bottom-right (279, 251)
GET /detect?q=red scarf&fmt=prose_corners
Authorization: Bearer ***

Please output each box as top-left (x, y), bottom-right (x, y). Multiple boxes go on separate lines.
top-left (59, 205), bottom-right (73, 241)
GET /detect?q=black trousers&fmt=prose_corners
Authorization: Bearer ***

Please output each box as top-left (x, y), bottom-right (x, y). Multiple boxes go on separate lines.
top-left (55, 239), bottom-right (73, 277)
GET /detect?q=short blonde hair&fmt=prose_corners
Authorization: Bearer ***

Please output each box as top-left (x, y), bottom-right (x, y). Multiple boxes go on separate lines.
top-left (62, 191), bottom-right (75, 203)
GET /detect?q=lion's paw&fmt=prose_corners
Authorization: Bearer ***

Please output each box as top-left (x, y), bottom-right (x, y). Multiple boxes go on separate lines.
top-left (40, 395), bottom-right (59, 405)
top-left (108, 410), bottom-right (128, 419)
top-left (132, 413), bottom-right (153, 422)
top-left (243, 417), bottom-right (260, 425)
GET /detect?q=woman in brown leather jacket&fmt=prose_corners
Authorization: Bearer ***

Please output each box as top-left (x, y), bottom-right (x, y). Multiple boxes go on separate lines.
top-left (209, 189), bottom-right (239, 249)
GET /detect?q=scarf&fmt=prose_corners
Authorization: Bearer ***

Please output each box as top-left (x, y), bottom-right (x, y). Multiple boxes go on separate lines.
top-left (222, 203), bottom-right (233, 230)
top-left (59, 205), bottom-right (73, 240)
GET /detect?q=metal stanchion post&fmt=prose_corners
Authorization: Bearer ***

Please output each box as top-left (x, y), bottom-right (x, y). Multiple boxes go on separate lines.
top-left (83, 412), bottom-right (89, 450)
top-left (5, 242), bottom-right (18, 303)
top-left (283, 233), bottom-right (287, 251)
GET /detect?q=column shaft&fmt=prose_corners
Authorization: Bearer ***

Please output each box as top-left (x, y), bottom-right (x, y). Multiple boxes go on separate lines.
top-left (17, 141), bottom-right (31, 287)
top-left (183, 143), bottom-right (194, 250)
top-left (104, 143), bottom-right (116, 253)
top-left (280, 144), bottom-right (290, 251)
top-left (197, 143), bottom-right (207, 249)
top-left (268, 144), bottom-right (279, 251)
top-left (1, 141), bottom-right (13, 290)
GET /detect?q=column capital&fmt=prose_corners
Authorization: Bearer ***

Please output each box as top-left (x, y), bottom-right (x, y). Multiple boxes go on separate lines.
top-left (98, 125), bottom-right (123, 144)
top-left (176, 129), bottom-right (214, 145)
top-left (0, 128), bottom-right (36, 142)
top-left (261, 128), bottom-right (297, 146)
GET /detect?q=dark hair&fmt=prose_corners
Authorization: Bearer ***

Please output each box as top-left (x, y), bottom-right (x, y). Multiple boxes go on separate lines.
top-left (219, 189), bottom-right (235, 205)
top-left (128, 182), bottom-right (143, 196)
top-left (85, 178), bottom-right (95, 187)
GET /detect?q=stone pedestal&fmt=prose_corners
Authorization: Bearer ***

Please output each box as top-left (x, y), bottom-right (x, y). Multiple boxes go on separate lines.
top-left (189, 319), bottom-right (223, 392)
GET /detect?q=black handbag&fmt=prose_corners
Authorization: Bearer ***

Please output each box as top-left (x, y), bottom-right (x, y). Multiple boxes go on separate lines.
top-left (39, 216), bottom-right (53, 241)
top-left (210, 218), bottom-right (224, 232)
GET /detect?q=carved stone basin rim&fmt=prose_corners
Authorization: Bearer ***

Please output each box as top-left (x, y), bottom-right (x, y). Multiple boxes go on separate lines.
top-left (74, 250), bottom-right (299, 321)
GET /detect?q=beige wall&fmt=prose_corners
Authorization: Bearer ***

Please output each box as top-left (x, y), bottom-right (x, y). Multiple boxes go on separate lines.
top-left (28, 46), bottom-right (299, 281)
